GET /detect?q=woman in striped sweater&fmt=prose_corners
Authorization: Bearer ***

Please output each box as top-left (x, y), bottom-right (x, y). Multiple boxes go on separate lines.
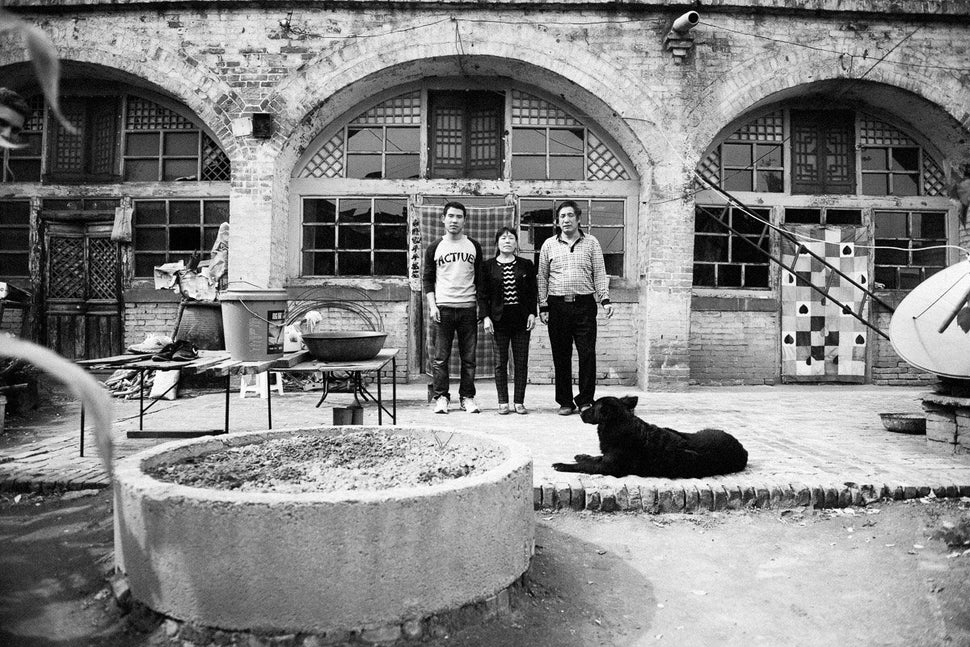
top-left (478, 227), bottom-right (538, 414)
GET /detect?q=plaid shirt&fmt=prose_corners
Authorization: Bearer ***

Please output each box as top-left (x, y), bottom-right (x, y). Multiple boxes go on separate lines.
top-left (537, 230), bottom-right (610, 310)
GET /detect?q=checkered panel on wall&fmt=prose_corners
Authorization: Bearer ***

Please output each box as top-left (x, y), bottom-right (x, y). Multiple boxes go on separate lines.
top-left (780, 225), bottom-right (870, 382)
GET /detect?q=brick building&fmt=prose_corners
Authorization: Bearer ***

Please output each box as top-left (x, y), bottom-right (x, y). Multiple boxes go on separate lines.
top-left (0, 0), bottom-right (967, 390)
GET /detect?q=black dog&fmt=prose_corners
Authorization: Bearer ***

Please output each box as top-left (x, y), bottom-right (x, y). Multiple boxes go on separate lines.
top-left (552, 396), bottom-right (748, 478)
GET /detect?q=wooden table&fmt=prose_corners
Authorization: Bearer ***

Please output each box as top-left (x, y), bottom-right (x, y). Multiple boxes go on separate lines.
top-left (271, 348), bottom-right (399, 425)
top-left (76, 350), bottom-right (308, 455)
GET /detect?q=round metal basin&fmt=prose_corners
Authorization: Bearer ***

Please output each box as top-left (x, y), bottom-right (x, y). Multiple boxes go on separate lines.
top-left (113, 426), bottom-right (534, 635)
top-left (302, 331), bottom-right (387, 362)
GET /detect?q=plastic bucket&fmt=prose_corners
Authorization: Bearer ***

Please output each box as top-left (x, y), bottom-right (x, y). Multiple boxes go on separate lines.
top-left (219, 289), bottom-right (288, 361)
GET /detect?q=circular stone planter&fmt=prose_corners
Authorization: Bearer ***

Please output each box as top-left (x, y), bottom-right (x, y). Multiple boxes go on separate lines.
top-left (113, 426), bottom-right (534, 636)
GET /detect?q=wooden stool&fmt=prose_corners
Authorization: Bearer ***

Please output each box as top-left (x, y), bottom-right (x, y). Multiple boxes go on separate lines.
top-left (239, 372), bottom-right (284, 399)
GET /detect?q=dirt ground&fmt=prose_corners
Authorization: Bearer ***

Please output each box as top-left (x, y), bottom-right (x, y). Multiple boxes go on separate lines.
top-left (1, 487), bottom-right (969, 647)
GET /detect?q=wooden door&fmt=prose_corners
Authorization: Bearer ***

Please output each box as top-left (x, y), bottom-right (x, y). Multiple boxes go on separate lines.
top-left (44, 222), bottom-right (123, 360)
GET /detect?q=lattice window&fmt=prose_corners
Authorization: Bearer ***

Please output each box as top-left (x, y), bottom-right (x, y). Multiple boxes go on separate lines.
top-left (860, 116), bottom-right (916, 147)
top-left (733, 111), bottom-right (784, 142)
top-left (201, 135), bottom-right (232, 181)
top-left (510, 90), bottom-right (580, 127)
top-left (299, 133), bottom-right (344, 179)
top-left (350, 91), bottom-right (421, 126)
top-left (48, 237), bottom-right (85, 299)
top-left (587, 133), bottom-right (630, 181)
top-left (922, 156), bottom-right (946, 197)
top-left (88, 237), bottom-right (119, 299)
top-left (126, 97), bottom-right (195, 130)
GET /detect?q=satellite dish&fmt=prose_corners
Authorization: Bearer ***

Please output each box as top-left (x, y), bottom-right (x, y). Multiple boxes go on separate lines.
top-left (890, 259), bottom-right (970, 379)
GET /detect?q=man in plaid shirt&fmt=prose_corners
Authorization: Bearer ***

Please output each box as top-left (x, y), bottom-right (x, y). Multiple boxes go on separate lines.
top-left (537, 200), bottom-right (614, 416)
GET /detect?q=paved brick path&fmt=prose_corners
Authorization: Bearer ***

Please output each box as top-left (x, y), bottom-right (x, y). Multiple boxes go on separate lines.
top-left (2, 382), bottom-right (969, 512)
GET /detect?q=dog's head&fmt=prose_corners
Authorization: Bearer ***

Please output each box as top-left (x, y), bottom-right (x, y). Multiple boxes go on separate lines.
top-left (580, 395), bottom-right (639, 424)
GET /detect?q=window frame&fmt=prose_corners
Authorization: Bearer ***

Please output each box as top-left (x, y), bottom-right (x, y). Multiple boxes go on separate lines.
top-left (132, 198), bottom-right (230, 278)
top-left (0, 200), bottom-right (32, 279)
top-left (692, 204), bottom-right (773, 290)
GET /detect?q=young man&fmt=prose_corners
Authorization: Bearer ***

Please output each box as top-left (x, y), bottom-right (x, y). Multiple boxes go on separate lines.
top-left (423, 201), bottom-right (484, 414)
top-left (537, 200), bottom-right (614, 415)
top-left (0, 88), bottom-right (29, 148)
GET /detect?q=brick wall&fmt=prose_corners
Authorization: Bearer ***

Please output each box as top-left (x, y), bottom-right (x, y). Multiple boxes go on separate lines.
top-left (871, 309), bottom-right (937, 387)
top-left (689, 310), bottom-right (779, 385)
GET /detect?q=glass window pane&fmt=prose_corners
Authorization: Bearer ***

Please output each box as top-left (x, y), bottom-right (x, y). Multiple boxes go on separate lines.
top-left (874, 211), bottom-right (908, 237)
top-left (734, 238), bottom-right (768, 263)
top-left (695, 207), bottom-right (726, 233)
top-left (722, 143), bottom-right (752, 167)
top-left (169, 227), bottom-right (201, 251)
top-left (862, 173), bottom-right (889, 195)
top-left (899, 268), bottom-right (922, 290)
top-left (0, 202), bottom-right (29, 225)
top-left (826, 210), bottom-right (862, 225)
top-left (913, 243), bottom-right (946, 267)
top-left (385, 127), bottom-right (419, 152)
top-left (374, 251), bottom-right (406, 275)
top-left (303, 251), bottom-right (334, 276)
top-left (719, 264), bottom-right (742, 287)
top-left (891, 148), bottom-right (919, 172)
top-left (589, 201), bottom-right (624, 227)
top-left (374, 224), bottom-right (405, 248)
top-left (892, 173), bottom-right (918, 196)
top-left (134, 227), bottom-right (166, 250)
top-left (519, 201), bottom-right (554, 225)
top-left (339, 224), bottom-right (371, 249)
top-left (590, 227), bottom-right (623, 253)
top-left (874, 265), bottom-right (897, 290)
top-left (861, 148), bottom-right (887, 170)
top-left (135, 201), bottom-right (166, 224)
top-left (548, 129), bottom-right (583, 155)
top-left (202, 226), bottom-right (222, 250)
top-left (303, 225), bottom-right (334, 249)
top-left (745, 264), bottom-right (769, 288)
top-left (604, 254), bottom-right (623, 276)
top-left (0, 253), bottom-right (28, 275)
top-left (732, 208), bottom-right (770, 234)
top-left (346, 154), bottom-right (383, 179)
top-left (5, 159), bottom-right (41, 182)
top-left (304, 199), bottom-right (336, 224)
top-left (170, 201), bottom-right (200, 224)
top-left (0, 228), bottom-right (28, 249)
top-left (203, 201), bottom-right (230, 225)
top-left (511, 128), bottom-right (545, 154)
top-left (549, 156), bottom-right (584, 180)
top-left (756, 170), bottom-right (784, 192)
top-left (339, 199), bottom-right (371, 223)
top-left (9, 133), bottom-right (42, 157)
top-left (126, 132), bottom-right (160, 157)
top-left (723, 169), bottom-right (753, 192)
top-left (693, 263), bottom-right (715, 286)
top-left (338, 252), bottom-right (370, 275)
top-left (384, 154), bottom-right (420, 179)
top-left (135, 253), bottom-right (166, 277)
top-left (874, 241), bottom-right (909, 265)
top-left (694, 234), bottom-right (728, 262)
top-left (164, 132), bottom-right (199, 157)
top-left (163, 158), bottom-right (199, 181)
top-left (373, 199), bottom-right (407, 223)
top-left (346, 128), bottom-right (383, 152)
top-left (511, 155), bottom-right (546, 180)
top-left (914, 212), bottom-right (946, 239)
top-left (124, 159), bottom-right (159, 181)
top-left (755, 144), bottom-right (782, 168)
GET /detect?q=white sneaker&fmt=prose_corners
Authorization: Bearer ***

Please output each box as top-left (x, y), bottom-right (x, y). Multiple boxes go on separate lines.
top-left (434, 396), bottom-right (449, 414)
top-left (460, 397), bottom-right (481, 414)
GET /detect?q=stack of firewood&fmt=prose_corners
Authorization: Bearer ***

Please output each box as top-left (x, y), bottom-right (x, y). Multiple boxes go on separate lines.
top-left (103, 369), bottom-right (155, 399)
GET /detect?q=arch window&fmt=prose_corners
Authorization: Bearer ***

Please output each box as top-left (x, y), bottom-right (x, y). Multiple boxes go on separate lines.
top-left (694, 108), bottom-right (951, 291)
top-left (293, 84), bottom-right (635, 279)
top-left (2, 94), bottom-right (231, 184)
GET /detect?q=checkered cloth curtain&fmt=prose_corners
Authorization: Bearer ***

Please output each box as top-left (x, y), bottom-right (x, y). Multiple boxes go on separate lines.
top-left (410, 203), bottom-right (516, 379)
top-left (780, 225), bottom-right (870, 382)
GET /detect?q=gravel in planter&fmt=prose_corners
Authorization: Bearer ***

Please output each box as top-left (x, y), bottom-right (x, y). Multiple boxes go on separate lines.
top-left (146, 430), bottom-right (505, 493)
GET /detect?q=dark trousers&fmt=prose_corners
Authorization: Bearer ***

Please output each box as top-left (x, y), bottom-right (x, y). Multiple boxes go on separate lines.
top-left (431, 306), bottom-right (477, 401)
top-left (492, 310), bottom-right (531, 404)
top-left (547, 296), bottom-right (597, 408)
